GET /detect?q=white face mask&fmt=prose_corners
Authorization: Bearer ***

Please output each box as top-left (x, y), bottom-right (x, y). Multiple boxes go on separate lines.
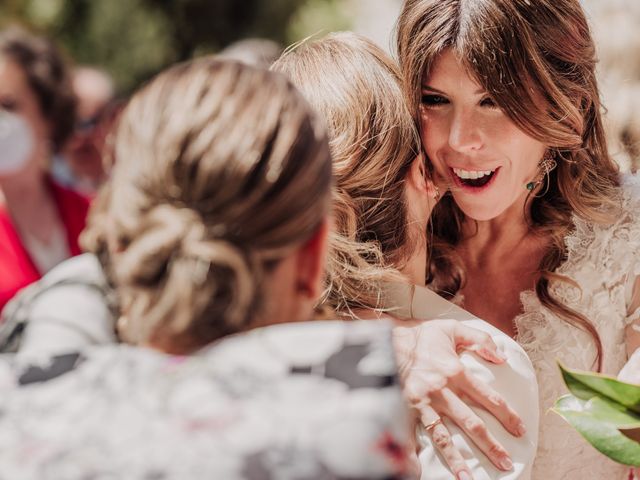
top-left (0, 110), bottom-right (34, 176)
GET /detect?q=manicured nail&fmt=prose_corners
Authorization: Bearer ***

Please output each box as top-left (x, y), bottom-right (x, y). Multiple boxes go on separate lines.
top-left (516, 422), bottom-right (527, 436)
top-left (458, 472), bottom-right (473, 480)
top-left (499, 456), bottom-right (513, 471)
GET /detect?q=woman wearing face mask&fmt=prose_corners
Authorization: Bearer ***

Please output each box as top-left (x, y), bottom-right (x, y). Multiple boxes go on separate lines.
top-left (0, 27), bottom-right (89, 313)
top-left (272, 32), bottom-right (538, 480)
top-left (396, 0), bottom-right (640, 478)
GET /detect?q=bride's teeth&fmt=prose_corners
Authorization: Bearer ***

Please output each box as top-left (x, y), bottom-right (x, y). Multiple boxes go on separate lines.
top-left (453, 168), bottom-right (495, 180)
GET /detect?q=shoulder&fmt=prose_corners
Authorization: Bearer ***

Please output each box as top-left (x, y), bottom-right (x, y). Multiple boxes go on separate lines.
top-left (0, 324), bottom-right (411, 479)
top-left (36, 253), bottom-right (105, 287)
top-left (0, 254), bottom-right (113, 354)
top-left (570, 173), bottom-right (640, 245)
top-left (620, 173), bottom-right (640, 210)
top-left (563, 173), bottom-right (640, 288)
top-left (606, 173), bottom-right (640, 242)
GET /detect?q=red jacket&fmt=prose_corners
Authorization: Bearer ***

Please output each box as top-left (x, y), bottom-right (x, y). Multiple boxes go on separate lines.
top-left (0, 179), bottom-right (90, 313)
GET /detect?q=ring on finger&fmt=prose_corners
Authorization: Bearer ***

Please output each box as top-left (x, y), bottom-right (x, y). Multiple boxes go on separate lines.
top-left (424, 417), bottom-right (443, 433)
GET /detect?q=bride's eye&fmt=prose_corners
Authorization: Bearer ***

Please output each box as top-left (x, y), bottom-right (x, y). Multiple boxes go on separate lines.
top-left (421, 94), bottom-right (449, 107)
top-left (480, 96), bottom-right (499, 109)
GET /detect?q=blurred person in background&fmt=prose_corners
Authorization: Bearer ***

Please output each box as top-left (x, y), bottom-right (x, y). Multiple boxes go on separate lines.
top-left (0, 26), bottom-right (90, 314)
top-left (52, 66), bottom-right (116, 195)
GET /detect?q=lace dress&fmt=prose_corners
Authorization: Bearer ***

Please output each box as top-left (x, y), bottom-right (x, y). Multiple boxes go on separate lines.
top-left (491, 174), bottom-right (640, 479)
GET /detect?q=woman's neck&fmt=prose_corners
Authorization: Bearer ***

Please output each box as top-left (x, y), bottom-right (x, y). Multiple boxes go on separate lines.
top-left (0, 165), bottom-right (62, 245)
top-left (399, 238), bottom-right (427, 287)
top-left (0, 164), bottom-right (50, 213)
top-left (462, 190), bottom-right (537, 255)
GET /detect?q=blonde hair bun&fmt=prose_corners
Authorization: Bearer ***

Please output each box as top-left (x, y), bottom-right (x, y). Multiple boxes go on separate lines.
top-left (107, 58), bottom-right (332, 352)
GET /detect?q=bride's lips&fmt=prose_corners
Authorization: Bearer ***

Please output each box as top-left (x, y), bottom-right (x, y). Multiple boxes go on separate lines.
top-left (448, 166), bottom-right (500, 193)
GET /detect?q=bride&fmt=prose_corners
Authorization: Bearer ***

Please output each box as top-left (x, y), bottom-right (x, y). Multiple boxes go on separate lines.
top-left (396, 0), bottom-right (640, 477)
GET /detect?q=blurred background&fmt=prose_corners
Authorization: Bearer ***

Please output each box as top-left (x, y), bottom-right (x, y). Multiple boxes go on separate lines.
top-left (0, 0), bottom-right (402, 94)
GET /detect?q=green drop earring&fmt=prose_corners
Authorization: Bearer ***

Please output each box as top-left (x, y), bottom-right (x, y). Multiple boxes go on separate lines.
top-left (526, 150), bottom-right (557, 192)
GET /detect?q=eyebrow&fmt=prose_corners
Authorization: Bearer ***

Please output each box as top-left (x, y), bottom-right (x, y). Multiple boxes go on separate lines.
top-left (421, 85), bottom-right (445, 94)
top-left (421, 84), bottom-right (486, 95)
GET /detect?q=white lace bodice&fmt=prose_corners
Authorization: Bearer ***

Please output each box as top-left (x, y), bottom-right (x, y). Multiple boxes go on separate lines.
top-left (507, 174), bottom-right (640, 479)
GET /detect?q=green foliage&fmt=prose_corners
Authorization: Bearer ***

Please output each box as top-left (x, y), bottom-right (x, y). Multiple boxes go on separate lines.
top-left (553, 363), bottom-right (640, 466)
top-left (287, 0), bottom-right (352, 44)
top-left (0, 0), bottom-right (353, 93)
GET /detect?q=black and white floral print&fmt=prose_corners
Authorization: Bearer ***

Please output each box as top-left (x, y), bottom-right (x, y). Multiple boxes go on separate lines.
top-left (0, 320), bottom-right (414, 480)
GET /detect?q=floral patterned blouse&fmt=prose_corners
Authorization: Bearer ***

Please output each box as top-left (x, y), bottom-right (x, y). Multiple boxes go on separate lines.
top-left (0, 320), bottom-right (414, 479)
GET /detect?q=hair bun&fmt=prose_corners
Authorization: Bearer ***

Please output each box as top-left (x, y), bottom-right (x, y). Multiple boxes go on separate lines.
top-left (114, 203), bottom-right (257, 347)
top-left (114, 204), bottom-right (205, 285)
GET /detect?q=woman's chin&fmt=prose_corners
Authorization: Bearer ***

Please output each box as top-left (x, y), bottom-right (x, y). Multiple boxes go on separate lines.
top-left (453, 197), bottom-right (509, 222)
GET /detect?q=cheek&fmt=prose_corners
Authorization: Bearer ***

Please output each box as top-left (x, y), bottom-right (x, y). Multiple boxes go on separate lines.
top-left (24, 108), bottom-right (50, 142)
top-left (13, 88), bottom-right (50, 142)
top-left (499, 125), bottom-right (546, 174)
top-left (420, 117), bottom-right (448, 171)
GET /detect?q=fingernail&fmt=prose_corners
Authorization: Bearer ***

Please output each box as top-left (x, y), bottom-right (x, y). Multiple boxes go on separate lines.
top-left (516, 422), bottom-right (527, 436)
top-left (499, 456), bottom-right (513, 471)
top-left (480, 349), bottom-right (503, 364)
top-left (458, 472), bottom-right (472, 480)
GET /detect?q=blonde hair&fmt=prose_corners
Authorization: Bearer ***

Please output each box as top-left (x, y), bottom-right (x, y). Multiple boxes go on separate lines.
top-left (397, 0), bottom-right (623, 370)
top-left (106, 58), bottom-right (331, 353)
top-left (272, 32), bottom-right (421, 314)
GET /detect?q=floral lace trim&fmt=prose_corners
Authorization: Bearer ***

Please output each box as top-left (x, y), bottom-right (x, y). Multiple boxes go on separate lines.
top-left (515, 174), bottom-right (640, 341)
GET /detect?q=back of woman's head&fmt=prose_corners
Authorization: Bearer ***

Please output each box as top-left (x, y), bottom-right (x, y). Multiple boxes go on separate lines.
top-left (0, 26), bottom-right (76, 152)
top-left (272, 32), bottom-right (421, 314)
top-left (108, 58), bottom-right (332, 353)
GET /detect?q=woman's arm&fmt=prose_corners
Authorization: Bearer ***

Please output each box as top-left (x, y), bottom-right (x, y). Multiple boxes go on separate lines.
top-left (386, 283), bottom-right (538, 480)
top-left (393, 318), bottom-right (536, 480)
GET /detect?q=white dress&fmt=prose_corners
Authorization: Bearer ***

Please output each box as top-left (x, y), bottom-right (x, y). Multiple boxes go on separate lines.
top-left (473, 174), bottom-right (640, 479)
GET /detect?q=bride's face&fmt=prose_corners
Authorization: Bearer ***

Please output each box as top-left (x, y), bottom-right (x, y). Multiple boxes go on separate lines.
top-left (419, 49), bottom-right (547, 222)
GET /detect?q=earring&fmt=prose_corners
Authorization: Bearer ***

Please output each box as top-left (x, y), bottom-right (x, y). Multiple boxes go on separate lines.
top-left (433, 185), bottom-right (441, 200)
top-left (526, 150), bottom-right (558, 191)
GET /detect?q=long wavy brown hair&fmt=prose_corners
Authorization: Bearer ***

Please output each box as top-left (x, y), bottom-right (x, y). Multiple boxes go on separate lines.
top-left (396, 0), bottom-right (622, 370)
top-left (272, 32), bottom-right (422, 314)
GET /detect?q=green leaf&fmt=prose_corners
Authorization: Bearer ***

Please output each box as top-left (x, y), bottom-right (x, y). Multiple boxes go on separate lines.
top-left (559, 362), bottom-right (640, 412)
top-left (553, 394), bottom-right (640, 466)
